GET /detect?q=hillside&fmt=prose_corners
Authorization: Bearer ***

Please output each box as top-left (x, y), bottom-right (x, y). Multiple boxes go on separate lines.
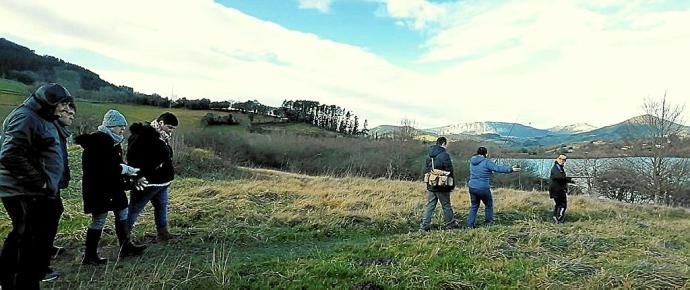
top-left (0, 78), bottom-right (300, 134)
top-left (0, 148), bottom-right (688, 288)
top-left (540, 115), bottom-right (690, 144)
top-left (368, 125), bottom-right (434, 138)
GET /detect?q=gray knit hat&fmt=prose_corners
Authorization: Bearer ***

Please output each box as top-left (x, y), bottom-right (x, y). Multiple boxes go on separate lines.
top-left (102, 109), bottom-right (128, 127)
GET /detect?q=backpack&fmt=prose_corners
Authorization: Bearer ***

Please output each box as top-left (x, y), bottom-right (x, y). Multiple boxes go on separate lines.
top-left (423, 157), bottom-right (454, 187)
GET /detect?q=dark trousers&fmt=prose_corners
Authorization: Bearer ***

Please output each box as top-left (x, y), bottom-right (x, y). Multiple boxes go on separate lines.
top-left (467, 188), bottom-right (494, 228)
top-left (420, 191), bottom-right (455, 229)
top-left (0, 196), bottom-right (54, 290)
top-left (552, 195), bottom-right (567, 223)
top-left (46, 197), bottom-right (64, 249)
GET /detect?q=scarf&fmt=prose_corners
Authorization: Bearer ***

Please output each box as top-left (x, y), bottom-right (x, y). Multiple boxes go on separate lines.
top-left (150, 120), bottom-right (171, 145)
top-left (98, 125), bottom-right (124, 145)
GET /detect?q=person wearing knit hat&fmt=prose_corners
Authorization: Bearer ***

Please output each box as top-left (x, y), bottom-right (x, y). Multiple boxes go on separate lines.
top-left (102, 109), bottom-right (128, 128)
top-left (74, 110), bottom-right (146, 265)
top-left (98, 109), bottom-right (128, 145)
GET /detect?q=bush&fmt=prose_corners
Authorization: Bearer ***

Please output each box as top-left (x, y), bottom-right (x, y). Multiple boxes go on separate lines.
top-left (181, 129), bottom-right (544, 187)
top-left (173, 140), bottom-right (243, 180)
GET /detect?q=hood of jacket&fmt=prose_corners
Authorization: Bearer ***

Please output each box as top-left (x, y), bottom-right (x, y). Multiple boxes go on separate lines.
top-left (129, 122), bottom-right (160, 139)
top-left (74, 131), bottom-right (113, 149)
top-left (470, 155), bottom-right (486, 166)
top-left (23, 96), bottom-right (59, 121)
top-left (428, 145), bottom-right (446, 158)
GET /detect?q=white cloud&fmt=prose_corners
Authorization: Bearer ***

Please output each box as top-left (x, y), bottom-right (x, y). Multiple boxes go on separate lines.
top-left (0, 0), bottom-right (443, 127)
top-left (414, 0), bottom-right (690, 127)
top-left (1, 0), bottom-right (689, 129)
top-left (378, 0), bottom-right (449, 30)
top-left (298, 0), bottom-right (332, 13)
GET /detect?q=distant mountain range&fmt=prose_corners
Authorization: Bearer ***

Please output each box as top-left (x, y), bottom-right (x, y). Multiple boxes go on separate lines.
top-left (547, 123), bottom-right (597, 134)
top-left (370, 116), bottom-right (690, 147)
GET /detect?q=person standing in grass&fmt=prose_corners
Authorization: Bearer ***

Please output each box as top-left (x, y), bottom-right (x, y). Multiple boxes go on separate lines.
top-left (0, 83), bottom-right (72, 289)
top-left (550, 154), bottom-right (574, 224)
top-left (43, 101), bottom-right (77, 281)
top-left (127, 112), bottom-right (178, 242)
top-left (466, 147), bottom-right (521, 228)
top-left (75, 109), bottom-right (146, 265)
top-left (420, 137), bottom-right (461, 231)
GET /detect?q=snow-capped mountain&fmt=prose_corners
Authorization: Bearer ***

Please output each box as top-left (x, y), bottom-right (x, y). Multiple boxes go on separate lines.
top-left (547, 123), bottom-right (597, 134)
top-left (425, 122), bottom-right (551, 138)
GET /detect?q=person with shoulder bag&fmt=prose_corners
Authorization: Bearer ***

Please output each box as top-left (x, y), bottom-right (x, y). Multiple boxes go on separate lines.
top-left (420, 137), bottom-right (460, 231)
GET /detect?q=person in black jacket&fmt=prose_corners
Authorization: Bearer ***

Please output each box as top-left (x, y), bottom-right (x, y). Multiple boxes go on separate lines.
top-left (0, 83), bottom-right (72, 289)
top-left (43, 101), bottom-right (76, 281)
top-left (74, 110), bottom-right (146, 265)
top-left (549, 154), bottom-right (574, 224)
top-left (420, 137), bottom-right (460, 231)
top-left (127, 112), bottom-right (178, 242)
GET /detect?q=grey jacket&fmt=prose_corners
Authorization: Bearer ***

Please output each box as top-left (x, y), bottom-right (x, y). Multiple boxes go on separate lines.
top-left (0, 97), bottom-right (64, 199)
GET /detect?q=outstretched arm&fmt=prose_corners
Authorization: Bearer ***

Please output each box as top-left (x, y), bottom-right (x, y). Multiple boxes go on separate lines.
top-left (486, 159), bottom-right (513, 174)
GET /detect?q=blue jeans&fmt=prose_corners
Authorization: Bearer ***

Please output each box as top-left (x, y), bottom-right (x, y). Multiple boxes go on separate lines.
top-left (89, 208), bottom-right (128, 230)
top-left (466, 188), bottom-right (493, 228)
top-left (128, 186), bottom-right (169, 230)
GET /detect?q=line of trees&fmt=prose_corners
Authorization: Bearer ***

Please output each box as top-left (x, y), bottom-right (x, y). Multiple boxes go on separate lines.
top-left (274, 100), bottom-right (368, 136)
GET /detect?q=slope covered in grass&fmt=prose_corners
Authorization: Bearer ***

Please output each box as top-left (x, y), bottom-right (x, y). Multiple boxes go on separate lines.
top-left (0, 79), bottom-right (279, 131)
top-left (0, 151), bottom-right (687, 289)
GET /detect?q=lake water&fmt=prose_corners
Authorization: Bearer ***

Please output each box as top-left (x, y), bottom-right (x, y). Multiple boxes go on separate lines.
top-left (497, 157), bottom-right (690, 178)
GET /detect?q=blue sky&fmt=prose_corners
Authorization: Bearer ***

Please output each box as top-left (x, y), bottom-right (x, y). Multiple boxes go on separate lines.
top-left (217, 0), bottom-right (437, 70)
top-left (1, 0), bottom-right (690, 128)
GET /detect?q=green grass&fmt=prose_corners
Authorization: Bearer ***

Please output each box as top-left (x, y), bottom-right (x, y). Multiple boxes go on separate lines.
top-left (0, 78), bottom-right (270, 131)
top-left (2, 79), bottom-right (689, 288)
top-left (0, 149), bottom-right (688, 288)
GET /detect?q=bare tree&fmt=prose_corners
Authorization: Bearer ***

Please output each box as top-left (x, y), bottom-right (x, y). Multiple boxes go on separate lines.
top-left (395, 118), bottom-right (418, 141)
top-left (569, 152), bottom-right (608, 196)
top-left (626, 93), bottom-right (689, 205)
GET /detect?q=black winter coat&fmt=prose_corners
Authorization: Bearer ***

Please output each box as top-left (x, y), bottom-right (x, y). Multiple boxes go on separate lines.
top-left (0, 97), bottom-right (64, 199)
top-left (425, 145), bottom-right (455, 192)
top-left (549, 162), bottom-right (573, 198)
top-left (127, 123), bottom-right (174, 184)
top-left (57, 125), bottom-right (71, 191)
top-left (74, 131), bottom-right (128, 214)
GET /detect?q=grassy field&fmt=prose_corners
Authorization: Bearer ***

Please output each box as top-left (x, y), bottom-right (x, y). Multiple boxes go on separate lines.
top-left (0, 147), bottom-right (688, 289)
top-left (0, 78), bottom-right (280, 132)
top-left (2, 78), bottom-right (690, 288)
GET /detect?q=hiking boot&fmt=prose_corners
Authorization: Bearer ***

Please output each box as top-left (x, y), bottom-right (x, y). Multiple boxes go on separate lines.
top-left (82, 228), bottom-right (108, 266)
top-left (156, 226), bottom-right (174, 242)
top-left (42, 269), bottom-right (60, 282)
top-left (115, 220), bottom-right (146, 258)
top-left (444, 220), bottom-right (462, 230)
